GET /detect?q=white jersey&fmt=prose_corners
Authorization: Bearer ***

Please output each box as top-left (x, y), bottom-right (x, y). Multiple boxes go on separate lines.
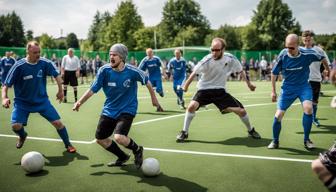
top-left (61, 55), bottom-right (80, 71)
top-left (307, 46), bottom-right (330, 82)
top-left (193, 52), bottom-right (242, 90)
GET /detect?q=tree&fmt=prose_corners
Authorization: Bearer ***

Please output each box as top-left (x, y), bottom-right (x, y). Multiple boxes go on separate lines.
top-left (38, 33), bottom-right (56, 49)
top-left (173, 26), bottom-right (199, 47)
top-left (204, 24), bottom-right (242, 50)
top-left (251, 0), bottom-right (301, 50)
top-left (25, 30), bottom-right (34, 42)
top-left (66, 33), bottom-right (79, 48)
top-left (87, 11), bottom-right (112, 51)
top-left (241, 24), bottom-right (262, 50)
top-left (104, 0), bottom-right (144, 50)
top-left (134, 27), bottom-right (156, 51)
top-left (158, 0), bottom-right (210, 48)
top-left (0, 11), bottom-right (25, 47)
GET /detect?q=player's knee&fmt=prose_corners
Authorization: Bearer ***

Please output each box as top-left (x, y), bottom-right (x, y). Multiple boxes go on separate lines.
top-left (238, 108), bottom-right (247, 117)
top-left (51, 120), bottom-right (64, 129)
top-left (311, 159), bottom-right (324, 174)
top-left (12, 123), bottom-right (23, 130)
top-left (114, 134), bottom-right (126, 145)
top-left (275, 111), bottom-right (284, 120)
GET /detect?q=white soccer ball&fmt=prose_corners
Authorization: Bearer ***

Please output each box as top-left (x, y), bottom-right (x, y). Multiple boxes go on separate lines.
top-left (331, 96), bottom-right (336, 108)
top-left (141, 157), bottom-right (160, 177)
top-left (21, 151), bottom-right (45, 173)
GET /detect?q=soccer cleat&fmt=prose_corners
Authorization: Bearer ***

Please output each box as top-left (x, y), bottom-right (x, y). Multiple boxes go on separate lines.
top-left (313, 120), bottom-right (320, 127)
top-left (67, 145), bottom-right (77, 153)
top-left (176, 131), bottom-right (188, 142)
top-left (159, 92), bottom-right (164, 97)
top-left (267, 141), bottom-right (279, 149)
top-left (156, 105), bottom-right (164, 112)
top-left (248, 128), bottom-right (261, 139)
top-left (304, 139), bottom-right (315, 149)
top-left (63, 98), bottom-right (67, 103)
top-left (16, 133), bottom-right (28, 149)
top-left (134, 146), bottom-right (144, 169)
top-left (107, 154), bottom-right (130, 167)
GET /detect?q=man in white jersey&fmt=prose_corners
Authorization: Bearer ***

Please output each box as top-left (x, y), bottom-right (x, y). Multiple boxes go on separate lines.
top-left (302, 30), bottom-right (331, 127)
top-left (176, 37), bottom-right (261, 142)
top-left (61, 48), bottom-right (80, 103)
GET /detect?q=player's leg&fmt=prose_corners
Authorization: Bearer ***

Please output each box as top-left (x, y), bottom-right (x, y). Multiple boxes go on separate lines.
top-left (70, 72), bottom-right (79, 102)
top-left (113, 114), bottom-right (143, 169)
top-left (11, 107), bottom-right (29, 149)
top-left (300, 86), bottom-right (314, 149)
top-left (156, 79), bottom-right (164, 97)
top-left (95, 115), bottom-right (129, 166)
top-left (310, 81), bottom-right (321, 126)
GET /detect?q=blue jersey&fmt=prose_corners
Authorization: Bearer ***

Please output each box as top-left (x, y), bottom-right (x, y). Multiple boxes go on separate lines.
top-left (4, 58), bottom-right (59, 111)
top-left (91, 64), bottom-right (148, 119)
top-left (168, 57), bottom-right (187, 80)
top-left (0, 57), bottom-right (16, 83)
top-left (138, 56), bottom-right (162, 80)
top-left (272, 47), bottom-right (324, 88)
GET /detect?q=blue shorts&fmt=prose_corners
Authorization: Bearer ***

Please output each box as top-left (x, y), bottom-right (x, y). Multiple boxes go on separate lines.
top-left (173, 77), bottom-right (185, 87)
top-left (11, 102), bottom-right (61, 126)
top-left (278, 85), bottom-right (312, 111)
top-left (150, 78), bottom-right (163, 94)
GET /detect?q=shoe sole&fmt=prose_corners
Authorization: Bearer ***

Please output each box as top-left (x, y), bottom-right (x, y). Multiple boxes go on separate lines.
top-left (108, 155), bottom-right (130, 167)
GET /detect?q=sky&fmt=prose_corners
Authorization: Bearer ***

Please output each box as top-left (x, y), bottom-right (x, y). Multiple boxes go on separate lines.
top-left (0, 0), bottom-right (335, 39)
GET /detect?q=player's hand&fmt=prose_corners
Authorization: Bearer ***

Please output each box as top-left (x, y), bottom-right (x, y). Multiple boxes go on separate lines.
top-left (271, 92), bottom-right (277, 102)
top-left (56, 91), bottom-right (64, 103)
top-left (76, 71), bottom-right (80, 78)
top-left (2, 98), bottom-right (10, 108)
top-left (248, 83), bottom-right (256, 91)
top-left (182, 85), bottom-right (188, 92)
top-left (72, 102), bottom-right (81, 111)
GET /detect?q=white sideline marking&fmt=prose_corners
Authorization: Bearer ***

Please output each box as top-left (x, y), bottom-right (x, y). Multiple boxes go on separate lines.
top-left (144, 147), bottom-right (313, 163)
top-left (0, 134), bottom-right (94, 144)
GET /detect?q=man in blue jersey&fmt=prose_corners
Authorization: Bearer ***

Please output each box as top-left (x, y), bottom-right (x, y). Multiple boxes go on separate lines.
top-left (0, 51), bottom-right (16, 86)
top-left (176, 37), bottom-right (261, 142)
top-left (268, 34), bottom-right (330, 150)
top-left (138, 48), bottom-right (166, 112)
top-left (302, 30), bottom-right (331, 127)
top-left (168, 49), bottom-right (187, 109)
top-left (1, 41), bottom-right (76, 153)
top-left (73, 43), bottom-right (161, 168)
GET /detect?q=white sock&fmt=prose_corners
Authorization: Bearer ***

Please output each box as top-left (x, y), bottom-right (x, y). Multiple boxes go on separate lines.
top-left (240, 114), bottom-right (252, 131)
top-left (182, 112), bottom-right (195, 133)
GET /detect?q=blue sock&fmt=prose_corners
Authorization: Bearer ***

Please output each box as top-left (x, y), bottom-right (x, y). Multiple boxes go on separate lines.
top-left (272, 117), bottom-right (281, 143)
top-left (13, 127), bottom-right (27, 138)
top-left (57, 127), bottom-right (71, 148)
top-left (312, 104), bottom-right (317, 121)
top-left (303, 113), bottom-right (313, 142)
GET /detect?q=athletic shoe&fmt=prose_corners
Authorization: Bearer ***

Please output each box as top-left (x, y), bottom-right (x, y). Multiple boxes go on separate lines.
top-left (134, 146), bottom-right (143, 169)
top-left (159, 92), bottom-right (164, 97)
top-left (63, 98), bottom-right (67, 103)
top-left (16, 133), bottom-right (28, 149)
top-left (176, 131), bottom-right (188, 142)
top-left (107, 154), bottom-right (130, 167)
top-left (248, 128), bottom-right (261, 139)
top-left (304, 139), bottom-right (315, 149)
top-left (313, 120), bottom-right (320, 127)
top-left (267, 141), bottom-right (279, 149)
top-left (67, 146), bottom-right (77, 153)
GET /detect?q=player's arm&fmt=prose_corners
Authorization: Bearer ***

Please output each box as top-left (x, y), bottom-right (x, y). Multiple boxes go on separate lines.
top-left (271, 74), bottom-right (277, 102)
top-left (146, 81), bottom-right (160, 107)
top-left (60, 57), bottom-right (65, 77)
top-left (55, 75), bottom-right (64, 103)
top-left (1, 85), bottom-right (10, 108)
top-left (182, 71), bottom-right (196, 92)
top-left (240, 70), bottom-right (256, 91)
top-left (72, 89), bottom-right (95, 111)
top-left (76, 58), bottom-right (80, 78)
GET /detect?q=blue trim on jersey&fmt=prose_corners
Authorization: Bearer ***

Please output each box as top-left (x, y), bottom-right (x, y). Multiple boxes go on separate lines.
top-left (90, 63), bottom-right (149, 119)
top-left (168, 57), bottom-right (187, 81)
top-left (138, 56), bottom-right (162, 80)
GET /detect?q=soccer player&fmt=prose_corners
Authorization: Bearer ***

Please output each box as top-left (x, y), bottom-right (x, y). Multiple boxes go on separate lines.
top-left (167, 49), bottom-right (187, 109)
top-left (0, 51), bottom-right (16, 86)
top-left (312, 143), bottom-right (336, 191)
top-left (268, 34), bottom-right (330, 149)
top-left (302, 30), bottom-right (331, 127)
top-left (73, 43), bottom-right (161, 168)
top-left (176, 37), bottom-right (261, 142)
top-left (61, 48), bottom-right (80, 103)
top-left (1, 41), bottom-right (76, 153)
top-left (138, 48), bottom-right (166, 111)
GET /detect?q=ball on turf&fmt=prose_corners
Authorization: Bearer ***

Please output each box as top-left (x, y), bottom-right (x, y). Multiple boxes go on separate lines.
top-left (21, 151), bottom-right (45, 173)
top-left (141, 157), bottom-right (160, 177)
top-left (331, 96), bottom-right (336, 109)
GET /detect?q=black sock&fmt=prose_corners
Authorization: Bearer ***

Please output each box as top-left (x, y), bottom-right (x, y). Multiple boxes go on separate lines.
top-left (106, 141), bottom-right (127, 159)
top-left (63, 89), bottom-right (67, 97)
top-left (74, 90), bottom-right (77, 100)
top-left (126, 138), bottom-right (139, 154)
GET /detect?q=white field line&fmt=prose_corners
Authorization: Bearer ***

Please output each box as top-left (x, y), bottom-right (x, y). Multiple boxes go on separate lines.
top-left (0, 134), bottom-right (94, 144)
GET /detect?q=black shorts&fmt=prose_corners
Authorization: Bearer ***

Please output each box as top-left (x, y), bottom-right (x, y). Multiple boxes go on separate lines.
top-left (63, 71), bottom-right (78, 86)
top-left (95, 114), bottom-right (134, 140)
top-left (80, 70), bottom-right (87, 77)
top-left (192, 89), bottom-right (244, 113)
top-left (309, 81), bottom-right (321, 103)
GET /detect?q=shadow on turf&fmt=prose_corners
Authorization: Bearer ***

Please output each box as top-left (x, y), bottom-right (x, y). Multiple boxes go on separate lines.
top-left (90, 165), bottom-right (208, 192)
top-left (296, 124), bottom-right (336, 135)
top-left (43, 151), bottom-right (89, 166)
top-left (138, 110), bottom-right (184, 116)
top-left (185, 137), bottom-right (272, 148)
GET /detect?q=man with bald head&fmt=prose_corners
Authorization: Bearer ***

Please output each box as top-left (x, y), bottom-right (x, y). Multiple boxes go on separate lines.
top-left (176, 37), bottom-right (261, 142)
top-left (268, 34), bottom-right (329, 149)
